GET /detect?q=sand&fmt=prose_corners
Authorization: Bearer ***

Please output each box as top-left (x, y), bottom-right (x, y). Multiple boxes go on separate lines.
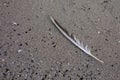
top-left (0, 0), bottom-right (120, 80)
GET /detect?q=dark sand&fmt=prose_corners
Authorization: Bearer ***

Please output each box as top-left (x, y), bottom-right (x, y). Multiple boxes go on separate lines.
top-left (0, 0), bottom-right (120, 80)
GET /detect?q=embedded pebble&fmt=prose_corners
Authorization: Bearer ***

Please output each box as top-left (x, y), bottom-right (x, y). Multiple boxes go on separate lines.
top-left (98, 31), bottom-right (100, 34)
top-left (18, 49), bottom-right (22, 53)
top-left (2, 59), bottom-right (5, 62)
top-left (12, 21), bottom-right (17, 25)
top-left (118, 41), bottom-right (120, 43)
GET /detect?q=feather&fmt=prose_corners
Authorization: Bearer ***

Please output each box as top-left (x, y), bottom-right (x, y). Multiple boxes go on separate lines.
top-left (50, 16), bottom-right (104, 63)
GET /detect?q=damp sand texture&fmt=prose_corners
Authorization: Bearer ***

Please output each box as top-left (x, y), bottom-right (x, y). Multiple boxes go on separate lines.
top-left (0, 0), bottom-right (120, 80)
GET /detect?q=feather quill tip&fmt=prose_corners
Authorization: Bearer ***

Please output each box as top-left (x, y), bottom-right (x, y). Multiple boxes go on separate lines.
top-left (90, 54), bottom-right (104, 63)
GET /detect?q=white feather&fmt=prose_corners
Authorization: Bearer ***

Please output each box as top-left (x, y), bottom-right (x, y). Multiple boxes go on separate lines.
top-left (50, 16), bottom-right (104, 63)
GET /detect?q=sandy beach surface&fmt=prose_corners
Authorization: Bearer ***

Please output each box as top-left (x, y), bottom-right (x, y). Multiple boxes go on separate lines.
top-left (0, 0), bottom-right (120, 80)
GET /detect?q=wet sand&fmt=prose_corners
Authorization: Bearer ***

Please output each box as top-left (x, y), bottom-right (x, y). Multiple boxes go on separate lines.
top-left (0, 0), bottom-right (120, 80)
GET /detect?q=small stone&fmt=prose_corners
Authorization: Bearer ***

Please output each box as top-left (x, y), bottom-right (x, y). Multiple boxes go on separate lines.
top-left (97, 68), bottom-right (100, 70)
top-left (98, 31), bottom-right (100, 34)
top-left (2, 59), bottom-right (5, 61)
top-left (12, 61), bottom-right (15, 64)
top-left (3, 3), bottom-right (7, 5)
top-left (118, 41), bottom-right (120, 43)
top-left (18, 49), bottom-right (22, 53)
top-left (13, 21), bottom-right (17, 25)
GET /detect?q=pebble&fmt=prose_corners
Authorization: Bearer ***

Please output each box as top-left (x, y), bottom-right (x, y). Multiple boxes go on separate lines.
top-left (118, 41), bottom-right (120, 43)
top-left (2, 59), bottom-right (5, 61)
top-left (98, 31), bottom-right (100, 34)
top-left (18, 49), bottom-right (22, 53)
top-left (13, 21), bottom-right (17, 25)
